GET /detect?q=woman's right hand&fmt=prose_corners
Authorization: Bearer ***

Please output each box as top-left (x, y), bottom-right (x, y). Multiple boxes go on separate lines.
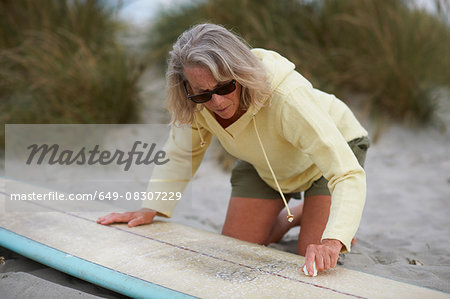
top-left (96, 208), bottom-right (157, 227)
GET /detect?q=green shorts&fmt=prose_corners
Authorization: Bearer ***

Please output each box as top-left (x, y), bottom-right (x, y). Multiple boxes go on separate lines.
top-left (230, 136), bottom-right (370, 199)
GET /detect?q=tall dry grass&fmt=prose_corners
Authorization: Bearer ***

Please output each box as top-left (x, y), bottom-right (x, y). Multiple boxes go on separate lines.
top-left (145, 0), bottom-right (450, 127)
top-left (320, 0), bottom-right (450, 125)
top-left (0, 0), bottom-right (143, 149)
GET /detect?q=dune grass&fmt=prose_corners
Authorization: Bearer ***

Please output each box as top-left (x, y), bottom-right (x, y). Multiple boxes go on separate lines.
top-left (0, 0), bottom-right (143, 148)
top-left (145, 0), bottom-right (450, 127)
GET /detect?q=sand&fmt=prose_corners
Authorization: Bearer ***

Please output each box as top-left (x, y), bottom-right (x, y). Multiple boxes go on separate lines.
top-left (1, 80), bottom-right (449, 297)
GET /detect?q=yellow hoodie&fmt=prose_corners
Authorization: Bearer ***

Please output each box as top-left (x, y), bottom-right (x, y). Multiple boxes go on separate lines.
top-left (143, 48), bottom-right (368, 252)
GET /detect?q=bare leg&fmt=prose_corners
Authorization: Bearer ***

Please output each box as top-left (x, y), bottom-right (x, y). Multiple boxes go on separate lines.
top-left (297, 195), bottom-right (331, 256)
top-left (265, 202), bottom-right (303, 245)
top-left (222, 197), bottom-right (286, 245)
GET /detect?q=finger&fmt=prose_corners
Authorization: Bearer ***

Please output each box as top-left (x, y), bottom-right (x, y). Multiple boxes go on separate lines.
top-left (315, 252), bottom-right (325, 272)
top-left (109, 212), bottom-right (136, 224)
top-left (96, 214), bottom-right (112, 224)
top-left (323, 253), bottom-right (331, 271)
top-left (331, 253), bottom-right (339, 268)
top-left (128, 216), bottom-right (144, 227)
top-left (97, 214), bottom-right (114, 225)
top-left (97, 215), bottom-right (114, 223)
top-left (112, 212), bottom-right (134, 223)
top-left (99, 213), bottom-right (132, 225)
top-left (305, 245), bottom-right (316, 276)
top-left (98, 217), bottom-right (117, 225)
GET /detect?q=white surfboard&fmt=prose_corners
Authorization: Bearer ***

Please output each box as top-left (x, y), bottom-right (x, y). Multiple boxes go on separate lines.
top-left (0, 178), bottom-right (447, 299)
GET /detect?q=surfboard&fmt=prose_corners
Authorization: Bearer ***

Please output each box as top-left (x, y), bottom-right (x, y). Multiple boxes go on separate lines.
top-left (0, 178), bottom-right (447, 299)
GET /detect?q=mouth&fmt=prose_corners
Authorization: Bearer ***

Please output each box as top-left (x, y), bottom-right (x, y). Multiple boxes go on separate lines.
top-left (215, 106), bottom-right (229, 114)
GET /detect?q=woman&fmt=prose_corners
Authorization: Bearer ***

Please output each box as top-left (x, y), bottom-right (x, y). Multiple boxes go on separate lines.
top-left (97, 23), bottom-right (369, 276)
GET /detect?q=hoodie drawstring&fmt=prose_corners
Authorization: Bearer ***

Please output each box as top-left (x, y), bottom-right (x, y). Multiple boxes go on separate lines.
top-left (252, 115), bottom-right (294, 222)
top-left (194, 113), bottom-right (293, 222)
top-left (194, 114), bottom-right (206, 148)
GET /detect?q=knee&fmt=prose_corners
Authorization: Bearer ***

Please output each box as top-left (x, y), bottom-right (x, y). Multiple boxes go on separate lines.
top-left (221, 229), bottom-right (267, 245)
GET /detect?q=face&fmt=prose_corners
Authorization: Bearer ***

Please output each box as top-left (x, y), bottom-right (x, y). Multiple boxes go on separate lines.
top-left (184, 66), bottom-right (241, 121)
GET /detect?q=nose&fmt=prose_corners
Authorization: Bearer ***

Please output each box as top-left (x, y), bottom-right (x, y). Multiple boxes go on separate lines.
top-left (210, 93), bottom-right (226, 106)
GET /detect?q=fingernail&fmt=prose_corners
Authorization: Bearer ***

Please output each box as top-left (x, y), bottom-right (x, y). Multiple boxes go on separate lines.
top-left (302, 262), bottom-right (317, 277)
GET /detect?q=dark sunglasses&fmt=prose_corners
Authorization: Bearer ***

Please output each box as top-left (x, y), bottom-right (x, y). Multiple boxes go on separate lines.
top-left (183, 79), bottom-right (237, 103)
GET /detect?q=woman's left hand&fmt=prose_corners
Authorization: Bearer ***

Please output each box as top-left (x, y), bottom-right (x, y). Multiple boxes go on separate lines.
top-left (302, 239), bottom-right (342, 276)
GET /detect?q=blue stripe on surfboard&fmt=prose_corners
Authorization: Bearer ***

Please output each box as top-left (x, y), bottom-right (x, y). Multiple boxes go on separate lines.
top-left (0, 227), bottom-right (197, 299)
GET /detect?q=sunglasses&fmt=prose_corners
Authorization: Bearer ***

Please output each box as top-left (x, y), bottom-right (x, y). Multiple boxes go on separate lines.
top-left (183, 79), bottom-right (237, 103)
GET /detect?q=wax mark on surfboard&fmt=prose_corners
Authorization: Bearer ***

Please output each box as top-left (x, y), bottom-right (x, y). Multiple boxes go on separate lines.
top-left (184, 243), bottom-right (290, 274)
top-left (215, 261), bottom-right (290, 283)
top-left (154, 246), bottom-right (290, 284)
top-left (255, 261), bottom-right (288, 273)
top-left (146, 249), bottom-right (257, 283)
top-left (215, 268), bottom-right (257, 283)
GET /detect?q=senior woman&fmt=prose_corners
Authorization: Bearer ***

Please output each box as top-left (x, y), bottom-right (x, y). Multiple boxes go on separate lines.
top-left (97, 23), bottom-right (369, 276)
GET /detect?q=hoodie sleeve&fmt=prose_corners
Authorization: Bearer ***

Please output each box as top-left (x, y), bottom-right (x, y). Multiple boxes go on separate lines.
top-left (280, 85), bottom-right (366, 253)
top-left (141, 123), bottom-right (212, 217)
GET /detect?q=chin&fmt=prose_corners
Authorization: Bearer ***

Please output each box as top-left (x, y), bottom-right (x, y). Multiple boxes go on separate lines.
top-left (220, 111), bottom-right (236, 119)
top-left (214, 110), bottom-right (229, 118)
top-left (216, 114), bottom-right (229, 120)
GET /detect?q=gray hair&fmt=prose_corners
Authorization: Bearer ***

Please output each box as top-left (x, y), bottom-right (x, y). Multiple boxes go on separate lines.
top-left (166, 23), bottom-right (271, 124)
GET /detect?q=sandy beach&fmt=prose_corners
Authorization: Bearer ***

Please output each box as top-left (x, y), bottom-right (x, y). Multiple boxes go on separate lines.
top-left (1, 80), bottom-right (449, 297)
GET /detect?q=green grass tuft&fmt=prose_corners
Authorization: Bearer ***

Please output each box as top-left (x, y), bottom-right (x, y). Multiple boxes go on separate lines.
top-left (0, 0), bottom-right (143, 148)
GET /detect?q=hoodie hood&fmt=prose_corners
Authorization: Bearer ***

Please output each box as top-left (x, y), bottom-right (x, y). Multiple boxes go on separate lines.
top-left (251, 48), bottom-right (297, 91)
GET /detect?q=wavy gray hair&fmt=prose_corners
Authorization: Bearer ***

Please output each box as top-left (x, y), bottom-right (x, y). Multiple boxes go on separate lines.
top-left (166, 23), bottom-right (271, 124)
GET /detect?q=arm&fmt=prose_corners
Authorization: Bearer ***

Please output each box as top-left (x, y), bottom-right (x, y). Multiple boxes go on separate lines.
top-left (97, 122), bottom-right (212, 226)
top-left (141, 123), bottom-right (212, 217)
top-left (280, 86), bottom-right (366, 273)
